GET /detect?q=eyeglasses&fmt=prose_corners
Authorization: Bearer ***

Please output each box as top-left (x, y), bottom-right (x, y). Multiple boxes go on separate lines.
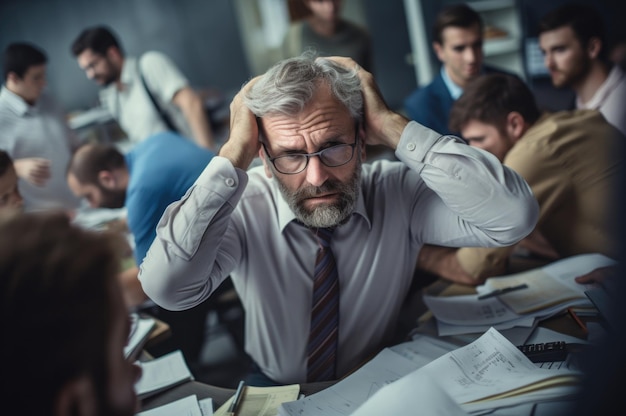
top-left (262, 125), bottom-right (358, 175)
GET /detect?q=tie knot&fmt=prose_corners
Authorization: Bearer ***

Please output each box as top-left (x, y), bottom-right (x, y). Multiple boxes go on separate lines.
top-left (314, 227), bottom-right (334, 247)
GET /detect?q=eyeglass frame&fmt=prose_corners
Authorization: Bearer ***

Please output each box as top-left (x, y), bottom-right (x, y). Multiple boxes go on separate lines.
top-left (261, 122), bottom-right (360, 175)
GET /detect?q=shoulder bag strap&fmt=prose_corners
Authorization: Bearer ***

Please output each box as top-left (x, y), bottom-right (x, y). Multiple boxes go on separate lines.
top-left (138, 55), bottom-right (179, 133)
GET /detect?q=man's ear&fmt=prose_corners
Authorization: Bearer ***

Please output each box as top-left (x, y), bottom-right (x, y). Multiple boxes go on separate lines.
top-left (6, 71), bottom-right (21, 87)
top-left (433, 42), bottom-right (444, 62)
top-left (505, 111), bottom-right (526, 143)
top-left (97, 170), bottom-right (117, 190)
top-left (258, 147), bottom-right (273, 178)
top-left (55, 376), bottom-right (97, 416)
top-left (587, 37), bottom-right (602, 60)
top-left (105, 46), bottom-right (123, 64)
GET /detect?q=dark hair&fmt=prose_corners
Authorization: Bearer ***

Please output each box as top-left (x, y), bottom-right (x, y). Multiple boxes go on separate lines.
top-left (449, 74), bottom-right (541, 134)
top-left (0, 212), bottom-right (120, 414)
top-left (0, 150), bottom-right (14, 176)
top-left (538, 3), bottom-right (608, 62)
top-left (3, 42), bottom-right (47, 81)
top-left (67, 143), bottom-right (126, 185)
top-left (432, 3), bottom-right (483, 45)
top-left (71, 25), bottom-right (123, 57)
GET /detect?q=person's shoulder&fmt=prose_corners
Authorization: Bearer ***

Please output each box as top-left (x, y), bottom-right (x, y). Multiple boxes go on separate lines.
top-left (519, 110), bottom-right (613, 150)
top-left (404, 74), bottom-right (445, 109)
top-left (139, 51), bottom-right (176, 69)
top-left (341, 19), bottom-right (370, 37)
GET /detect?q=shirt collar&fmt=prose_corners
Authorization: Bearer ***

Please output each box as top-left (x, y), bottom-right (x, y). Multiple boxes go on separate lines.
top-left (576, 65), bottom-right (625, 110)
top-left (0, 85), bottom-right (35, 116)
top-left (275, 176), bottom-right (371, 233)
top-left (440, 66), bottom-right (464, 100)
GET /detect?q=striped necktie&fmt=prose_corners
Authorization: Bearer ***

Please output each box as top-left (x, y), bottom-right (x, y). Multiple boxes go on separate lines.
top-left (307, 227), bottom-right (340, 382)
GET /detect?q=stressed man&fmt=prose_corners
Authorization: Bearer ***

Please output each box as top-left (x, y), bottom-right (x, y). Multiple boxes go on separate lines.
top-left (139, 54), bottom-right (538, 386)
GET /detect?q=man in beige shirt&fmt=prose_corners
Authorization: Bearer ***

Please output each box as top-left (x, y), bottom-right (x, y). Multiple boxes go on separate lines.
top-left (417, 73), bottom-right (624, 284)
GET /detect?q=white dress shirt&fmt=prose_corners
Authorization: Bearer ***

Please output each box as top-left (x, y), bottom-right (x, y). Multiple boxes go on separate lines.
top-left (139, 121), bottom-right (538, 384)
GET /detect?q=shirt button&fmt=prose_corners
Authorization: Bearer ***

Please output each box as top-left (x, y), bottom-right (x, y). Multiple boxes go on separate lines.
top-left (225, 178), bottom-right (235, 187)
top-left (407, 142), bottom-right (416, 151)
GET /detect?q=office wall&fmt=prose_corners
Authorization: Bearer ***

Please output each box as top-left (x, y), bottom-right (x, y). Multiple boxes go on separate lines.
top-left (363, 0), bottom-right (416, 111)
top-left (0, 0), bottom-right (418, 114)
top-left (0, 0), bottom-right (249, 112)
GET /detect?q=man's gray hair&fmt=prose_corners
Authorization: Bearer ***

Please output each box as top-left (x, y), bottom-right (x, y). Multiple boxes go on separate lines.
top-left (244, 53), bottom-right (363, 123)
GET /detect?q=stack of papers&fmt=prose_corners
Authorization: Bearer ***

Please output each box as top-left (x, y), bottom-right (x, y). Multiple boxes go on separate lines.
top-left (279, 335), bottom-right (457, 415)
top-left (423, 253), bottom-right (616, 337)
top-left (280, 328), bottom-right (582, 415)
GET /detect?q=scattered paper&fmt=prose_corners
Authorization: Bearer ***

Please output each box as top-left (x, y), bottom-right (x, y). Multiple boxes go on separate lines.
top-left (135, 350), bottom-right (194, 399)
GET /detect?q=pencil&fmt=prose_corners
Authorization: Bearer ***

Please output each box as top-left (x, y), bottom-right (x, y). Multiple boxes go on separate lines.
top-left (567, 307), bottom-right (588, 334)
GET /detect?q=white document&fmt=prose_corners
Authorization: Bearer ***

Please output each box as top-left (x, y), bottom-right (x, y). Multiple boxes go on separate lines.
top-left (135, 350), bottom-right (194, 399)
top-left (420, 328), bottom-right (581, 412)
top-left (350, 367), bottom-right (469, 416)
top-left (478, 253), bottom-right (616, 314)
top-left (279, 348), bottom-right (421, 416)
top-left (199, 398), bottom-right (214, 416)
top-left (135, 394), bottom-right (202, 416)
top-left (423, 294), bottom-right (522, 326)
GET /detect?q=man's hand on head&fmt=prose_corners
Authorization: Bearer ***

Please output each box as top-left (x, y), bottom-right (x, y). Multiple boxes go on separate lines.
top-left (220, 76), bottom-right (262, 170)
top-left (322, 56), bottom-right (408, 149)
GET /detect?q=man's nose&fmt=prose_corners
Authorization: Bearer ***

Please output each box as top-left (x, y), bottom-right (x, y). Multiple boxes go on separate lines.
top-left (305, 156), bottom-right (330, 187)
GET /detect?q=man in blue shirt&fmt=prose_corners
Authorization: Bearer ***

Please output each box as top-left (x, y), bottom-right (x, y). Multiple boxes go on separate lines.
top-left (404, 4), bottom-right (511, 135)
top-left (67, 131), bottom-right (216, 364)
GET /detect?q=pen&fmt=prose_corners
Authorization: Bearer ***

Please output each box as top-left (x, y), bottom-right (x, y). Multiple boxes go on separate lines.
top-left (227, 380), bottom-right (245, 416)
top-left (477, 283), bottom-right (529, 300)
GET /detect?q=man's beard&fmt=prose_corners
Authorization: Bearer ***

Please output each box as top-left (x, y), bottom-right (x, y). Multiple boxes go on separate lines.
top-left (96, 71), bottom-right (118, 87)
top-left (275, 159), bottom-right (362, 229)
top-left (99, 186), bottom-right (126, 209)
top-left (553, 54), bottom-right (592, 89)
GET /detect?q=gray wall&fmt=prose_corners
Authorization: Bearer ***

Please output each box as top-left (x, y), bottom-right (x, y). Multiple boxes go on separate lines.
top-left (1, 0), bottom-right (418, 114)
top-left (363, 0), bottom-right (416, 111)
top-left (0, 0), bottom-right (249, 112)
